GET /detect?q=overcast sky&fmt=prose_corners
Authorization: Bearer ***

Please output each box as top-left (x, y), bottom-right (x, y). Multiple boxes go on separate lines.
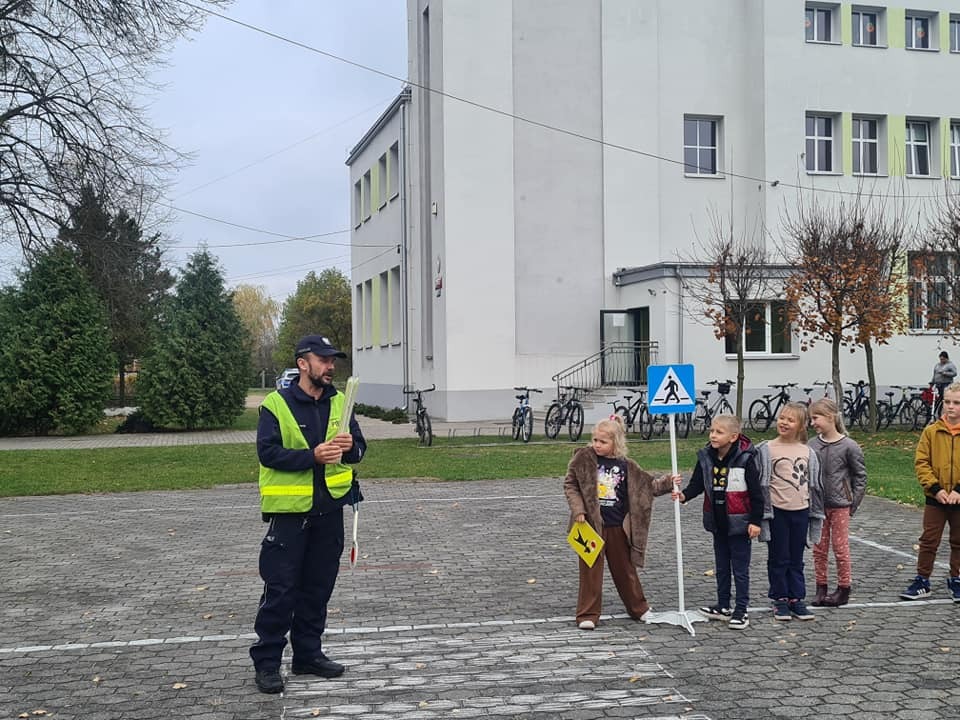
top-left (149, 1), bottom-right (408, 304)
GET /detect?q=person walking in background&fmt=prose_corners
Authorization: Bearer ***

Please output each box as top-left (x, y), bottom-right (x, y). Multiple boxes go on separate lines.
top-left (900, 382), bottom-right (960, 603)
top-left (676, 415), bottom-right (762, 629)
top-left (808, 399), bottom-right (866, 608)
top-left (930, 351), bottom-right (958, 419)
top-left (757, 402), bottom-right (824, 621)
top-left (250, 335), bottom-right (366, 694)
top-left (563, 415), bottom-right (680, 630)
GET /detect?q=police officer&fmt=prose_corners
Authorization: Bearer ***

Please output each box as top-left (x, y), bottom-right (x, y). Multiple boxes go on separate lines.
top-left (250, 334), bottom-right (366, 694)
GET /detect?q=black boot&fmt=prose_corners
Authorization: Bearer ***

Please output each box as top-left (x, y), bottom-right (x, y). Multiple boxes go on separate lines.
top-left (823, 586), bottom-right (850, 607)
top-left (811, 583), bottom-right (829, 606)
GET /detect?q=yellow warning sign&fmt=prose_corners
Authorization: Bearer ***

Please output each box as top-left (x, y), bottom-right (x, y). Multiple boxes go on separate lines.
top-left (567, 521), bottom-right (605, 567)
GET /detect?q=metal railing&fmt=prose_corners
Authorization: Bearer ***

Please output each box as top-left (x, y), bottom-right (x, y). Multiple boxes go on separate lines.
top-left (551, 341), bottom-right (659, 395)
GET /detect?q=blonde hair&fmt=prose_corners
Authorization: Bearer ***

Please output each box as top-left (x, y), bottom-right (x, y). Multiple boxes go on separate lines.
top-left (777, 402), bottom-right (809, 443)
top-left (712, 414), bottom-right (742, 434)
top-left (594, 415), bottom-right (628, 459)
top-left (946, 381), bottom-right (960, 397)
top-left (809, 397), bottom-right (846, 434)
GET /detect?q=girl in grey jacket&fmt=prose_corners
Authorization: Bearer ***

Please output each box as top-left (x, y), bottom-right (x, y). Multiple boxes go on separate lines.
top-left (808, 398), bottom-right (866, 607)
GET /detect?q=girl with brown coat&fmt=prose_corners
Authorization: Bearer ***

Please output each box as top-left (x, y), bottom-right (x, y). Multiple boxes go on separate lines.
top-left (563, 416), bottom-right (679, 629)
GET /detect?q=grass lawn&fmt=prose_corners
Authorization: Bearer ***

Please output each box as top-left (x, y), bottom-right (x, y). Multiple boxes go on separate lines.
top-left (0, 428), bottom-right (925, 505)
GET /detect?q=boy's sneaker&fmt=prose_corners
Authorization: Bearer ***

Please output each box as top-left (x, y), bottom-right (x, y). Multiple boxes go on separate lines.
top-left (773, 599), bottom-right (792, 621)
top-left (699, 604), bottom-right (732, 621)
top-left (900, 575), bottom-right (932, 600)
top-left (947, 577), bottom-right (960, 603)
top-left (728, 608), bottom-right (749, 629)
top-left (789, 600), bottom-right (814, 620)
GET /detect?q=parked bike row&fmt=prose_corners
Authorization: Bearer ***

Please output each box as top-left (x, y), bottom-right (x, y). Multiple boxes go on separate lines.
top-left (400, 378), bottom-right (941, 446)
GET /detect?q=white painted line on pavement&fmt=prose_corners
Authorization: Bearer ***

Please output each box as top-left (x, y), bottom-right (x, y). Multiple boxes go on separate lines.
top-left (850, 533), bottom-right (950, 571)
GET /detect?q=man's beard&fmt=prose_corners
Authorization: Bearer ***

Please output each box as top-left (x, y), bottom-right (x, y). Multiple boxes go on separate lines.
top-left (308, 369), bottom-right (332, 389)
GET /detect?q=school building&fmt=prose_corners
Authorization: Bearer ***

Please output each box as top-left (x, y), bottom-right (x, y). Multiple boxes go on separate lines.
top-left (346, 1), bottom-right (960, 421)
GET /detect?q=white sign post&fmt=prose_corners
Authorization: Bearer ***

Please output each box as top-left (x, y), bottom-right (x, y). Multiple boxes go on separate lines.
top-left (644, 364), bottom-right (707, 636)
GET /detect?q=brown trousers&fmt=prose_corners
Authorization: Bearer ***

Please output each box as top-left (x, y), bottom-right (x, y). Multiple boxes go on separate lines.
top-left (917, 504), bottom-right (960, 578)
top-left (576, 525), bottom-right (649, 624)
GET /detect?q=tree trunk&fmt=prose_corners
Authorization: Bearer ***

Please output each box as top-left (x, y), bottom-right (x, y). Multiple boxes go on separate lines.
top-left (118, 363), bottom-right (126, 405)
top-left (831, 335), bottom-right (843, 406)
top-left (865, 340), bottom-right (877, 433)
top-left (736, 332), bottom-right (745, 416)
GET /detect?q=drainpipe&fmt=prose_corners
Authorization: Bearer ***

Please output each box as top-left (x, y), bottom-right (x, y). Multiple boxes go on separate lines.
top-left (675, 264), bottom-right (685, 364)
top-left (399, 100), bottom-right (410, 400)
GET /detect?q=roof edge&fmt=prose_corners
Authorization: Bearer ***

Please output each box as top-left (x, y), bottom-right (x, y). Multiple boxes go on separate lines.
top-left (345, 86), bottom-right (412, 166)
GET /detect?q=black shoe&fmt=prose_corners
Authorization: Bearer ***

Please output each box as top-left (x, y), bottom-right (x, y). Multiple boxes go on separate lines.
top-left (254, 669), bottom-right (284, 694)
top-left (291, 654), bottom-right (345, 678)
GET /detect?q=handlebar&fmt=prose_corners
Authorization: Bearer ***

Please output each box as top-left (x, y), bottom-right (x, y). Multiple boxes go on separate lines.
top-left (513, 386), bottom-right (542, 393)
top-left (707, 379), bottom-right (736, 386)
top-left (768, 383), bottom-right (797, 389)
top-left (402, 384), bottom-right (436, 394)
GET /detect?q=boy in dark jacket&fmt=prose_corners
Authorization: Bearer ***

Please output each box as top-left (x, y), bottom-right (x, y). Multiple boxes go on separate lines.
top-left (677, 415), bottom-right (763, 629)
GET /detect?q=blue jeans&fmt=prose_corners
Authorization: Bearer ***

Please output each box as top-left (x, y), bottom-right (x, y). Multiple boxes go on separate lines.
top-left (714, 532), bottom-right (752, 612)
top-left (767, 507), bottom-right (809, 601)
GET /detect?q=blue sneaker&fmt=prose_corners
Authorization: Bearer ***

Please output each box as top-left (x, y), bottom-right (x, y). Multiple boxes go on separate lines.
top-left (789, 599), bottom-right (814, 620)
top-left (900, 575), bottom-right (931, 600)
top-left (948, 577), bottom-right (960, 603)
top-left (773, 599), bottom-right (791, 621)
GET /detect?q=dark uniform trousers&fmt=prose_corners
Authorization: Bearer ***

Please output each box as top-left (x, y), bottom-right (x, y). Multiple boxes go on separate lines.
top-left (249, 509), bottom-right (344, 671)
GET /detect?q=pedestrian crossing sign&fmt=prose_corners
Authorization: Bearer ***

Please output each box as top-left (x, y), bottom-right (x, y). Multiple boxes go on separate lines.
top-left (647, 364), bottom-right (696, 414)
top-left (567, 521), bottom-right (605, 567)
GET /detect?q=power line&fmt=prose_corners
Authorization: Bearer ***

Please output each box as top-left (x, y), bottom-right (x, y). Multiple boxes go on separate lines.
top-left (174, 96), bottom-right (396, 199)
top-left (161, 203), bottom-right (394, 248)
top-left (179, 0), bottom-right (958, 201)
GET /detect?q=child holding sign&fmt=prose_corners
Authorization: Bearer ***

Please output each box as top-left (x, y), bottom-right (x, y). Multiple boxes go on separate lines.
top-left (563, 416), bottom-right (680, 630)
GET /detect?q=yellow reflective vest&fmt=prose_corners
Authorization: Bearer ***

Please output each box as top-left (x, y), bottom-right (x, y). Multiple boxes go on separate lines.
top-left (258, 390), bottom-right (354, 513)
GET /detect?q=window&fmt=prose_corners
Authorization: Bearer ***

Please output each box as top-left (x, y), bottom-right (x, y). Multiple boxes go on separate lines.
top-left (852, 8), bottom-right (879, 46)
top-left (852, 117), bottom-right (879, 174)
top-left (388, 142), bottom-right (400, 200)
top-left (951, 122), bottom-right (960, 178)
top-left (906, 13), bottom-right (934, 49)
top-left (352, 180), bottom-right (362, 228)
top-left (377, 154), bottom-right (388, 209)
top-left (805, 4), bottom-right (835, 42)
top-left (355, 284), bottom-right (364, 348)
top-left (683, 116), bottom-right (720, 175)
top-left (951, 15), bottom-right (960, 52)
top-left (724, 301), bottom-right (792, 355)
top-left (362, 279), bottom-right (373, 346)
top-left (805, 114), bottom-right (835, 172)
top-left (906, 120), bottom-right (931, 176)
top-left (909, 252), bottom-right (955, 330)
top-left (361, 171), bottom-right (372, 221)
top-left (389, 266), bottom-right (402, 343)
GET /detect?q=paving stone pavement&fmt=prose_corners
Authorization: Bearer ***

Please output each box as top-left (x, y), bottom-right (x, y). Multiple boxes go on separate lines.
top-left (1, 478), bottom-right (959, 719)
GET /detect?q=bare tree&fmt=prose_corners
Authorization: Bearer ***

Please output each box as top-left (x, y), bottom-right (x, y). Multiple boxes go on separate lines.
top-left (1, 0), bottom-right (228, 252)
top-left (916, 186), bottom-right (960, 337)
top-left (781, 186), bottom-right (910, 429)
top-left (682, 207), bottom-right (773, 416)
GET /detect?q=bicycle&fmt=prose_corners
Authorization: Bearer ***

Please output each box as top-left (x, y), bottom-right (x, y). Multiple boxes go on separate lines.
top-left (608, 388), bottom-right (649, 434)
top-left (843, 381), bottom-right (875, 430)
top-left (642, 408), bottom-right (692, 440)
top-left (544, 386), bottom-right (585, 442)
top-left (748, 383), bottom-right (797, 432)
top-left (402, 384), bottom-right (436, 446)
top-left (691, 379), bottom-right (735, 435)
top-left (511, 386), bottom-right (542, 443)
top-left (875, 385), bottom-right (926, 430)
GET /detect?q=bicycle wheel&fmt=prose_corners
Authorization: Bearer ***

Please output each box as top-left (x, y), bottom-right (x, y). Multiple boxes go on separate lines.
top-left (875, 401), bottom-right (892, 430)
top-left (676, 411), bottom-right (692, 439)
top-left (653, 415), bottom-right (669, 438)
top-left (910, 397), bottom-right (928, 430)
top-left (420, 410), bottom-right (433, 447)
top-left (693, 402), bottom-right (710, 434)
top-left (520, 406), bottom-right (533, 443)
top-left (852, 402), bottom-right (869, 431)
top-left (568, 403), bottom-right (584, 442)
top-left (639, 407), bottom-right (654, 440)
top-left (615, 406), bottom-right (632, 434)
top-left (895, 399), bottom-right (916, 429)
top-left (544, 403), bottom-right (563, 439)
top-left (719, 399), bottom-right (734, 416)
top-left (511, 409), bottom-right (522, 440)
top-left (748, 399), bottom-right (771, 432)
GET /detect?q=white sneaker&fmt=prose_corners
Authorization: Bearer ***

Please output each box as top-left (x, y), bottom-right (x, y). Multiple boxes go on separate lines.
top-left (578, 620), bottom-right (595, 630)
top-left (639, 609), bottom-right (652, 622)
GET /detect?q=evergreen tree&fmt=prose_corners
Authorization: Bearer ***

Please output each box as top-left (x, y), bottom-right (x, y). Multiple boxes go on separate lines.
top-left (58, 185), bottom-right (174, 403)
top-left (137, 249), bottom-right (250, 430)
top-left (0, 245), bottom-right (114, 435)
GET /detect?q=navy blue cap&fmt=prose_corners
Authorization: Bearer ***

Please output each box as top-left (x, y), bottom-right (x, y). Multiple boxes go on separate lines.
top-left (295, 335), bottom-right (347, 359)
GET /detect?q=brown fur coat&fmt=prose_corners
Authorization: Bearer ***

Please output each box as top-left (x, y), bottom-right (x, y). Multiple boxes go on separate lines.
top-left (563, 447), bottom-right (674, 568)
